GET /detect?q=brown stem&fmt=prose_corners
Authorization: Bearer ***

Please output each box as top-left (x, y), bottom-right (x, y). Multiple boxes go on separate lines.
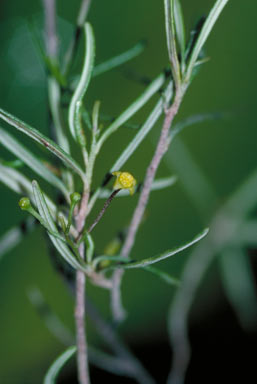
top-left (75, 190), bottom-right (91, 384)
top-left (111, 90), bottom-right (183, 322)
top-left (87, 189), bottom-right (121, 234)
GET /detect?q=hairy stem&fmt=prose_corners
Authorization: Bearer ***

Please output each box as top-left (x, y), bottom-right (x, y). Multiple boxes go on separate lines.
top-left (75, 189), bottom-right (91, 384)
top-left (87, 189), bottom-right (121, 234)
top-left (111, 89), bottom-right (183, 322)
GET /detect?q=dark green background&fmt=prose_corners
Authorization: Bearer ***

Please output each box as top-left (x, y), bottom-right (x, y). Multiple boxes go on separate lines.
top-left (0, 0), bottom-right (256, 383)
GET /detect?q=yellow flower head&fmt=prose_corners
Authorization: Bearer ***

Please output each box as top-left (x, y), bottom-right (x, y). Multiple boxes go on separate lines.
top-left (112, 171), bottom-right (137, 196)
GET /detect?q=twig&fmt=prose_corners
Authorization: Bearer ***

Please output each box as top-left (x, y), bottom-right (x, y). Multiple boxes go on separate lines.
top-left (87, 189), bottom-right (121, 234)
top-left (75, 189), bottom-right (91, 384)
top-left (111, 90), bottom-right (183, 322)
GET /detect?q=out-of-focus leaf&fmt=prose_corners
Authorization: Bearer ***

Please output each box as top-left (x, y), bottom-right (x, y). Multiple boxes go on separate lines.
top-left (219, 248), bottom-right (257, 330)
top-left (0, 164), bottom-right (32, 196)
top-left (0, 128), bottom-right (68, 196)
top-left (143, 266), bottom-right (180, 286)
top-left (93, 41), bottom-right (145, 77)
top-left (0, 108), bottom-right (85, 181)
top-left (0, 218), bottom-right (34, 262)
top-left (169, 111), bottom-right (223, 140)
top-left (43, 346), bottom-right (76, 384)
top-left (28, 287), bottom-right (74, 346)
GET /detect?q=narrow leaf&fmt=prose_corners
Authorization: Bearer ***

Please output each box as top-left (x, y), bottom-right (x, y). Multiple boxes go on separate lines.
top-left (0, 128), bottom-right (68, 196)
top-left (164, 0), bottom-right (181, 86)
top-left (68, 23), bottom-right (95, 141)
top-left (144, 266), bottom-right (180, 286)
top-left (43, 346), bottom-right (76, 384)
top-left (0, 108), bottom-right (85, 181)
top-left (120, 228), bottom-right (209, 269)
top-left (93, 41), bottom-right (145, 77)
top-left (185, 0), bottom-right (229, 82)
top-left (0, 165), bottom-right (78, 238)
top-left (32, 180), bottom-right (87, 271)
top-left (110, 81), bottom-right (173, 172)
top-left (174, 0), bottom-right (186, 66)
top-left (96, 72), bottom-right (166, 150)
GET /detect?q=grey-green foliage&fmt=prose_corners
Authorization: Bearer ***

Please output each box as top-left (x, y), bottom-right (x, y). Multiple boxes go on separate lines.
top-left (0, 0), bottom-right (232, 383)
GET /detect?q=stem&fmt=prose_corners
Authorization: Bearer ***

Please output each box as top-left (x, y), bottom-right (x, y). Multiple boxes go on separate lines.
top-left (75, 189), bottom-right (91, 384)
top-left (111, 90), bottom-right (183, 322)
top-left (87, 189), bottom-right (121, 234)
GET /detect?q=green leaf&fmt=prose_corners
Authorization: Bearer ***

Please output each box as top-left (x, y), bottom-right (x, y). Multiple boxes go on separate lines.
top-left (120, 228), bottom-right (209, 269)
top-left (185, 0), bottom-right (229, 83)
top-left (164, 0), bottom-right (181, 86)
top-left (143, 266), bottom-right (180, 286)
top-left (0, 108), bottom-right (85, 181)
top-left (0, 164), bottom-right (78, 238)
top-left (96, 72), bottom-right (166, 150)
top-left (43, 346), bottom-right (76, 384)
top-left (68, 23), bottom-right (95, 142)
top-left (110, 81), bottom-right (173, 172)
top-left (32, 180), bottom-right (87, 271)
top-left (93, 41), bottom-right (145, 77)
top-left (0, 128), bottom-right (68, 196)
top-left (174, 0), bottom-right (186, 67)
top-left (219, 248), bottom-right (257, 330)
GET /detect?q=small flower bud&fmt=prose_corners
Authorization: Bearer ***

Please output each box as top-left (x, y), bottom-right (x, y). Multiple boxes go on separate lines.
top-left (112, 171), bottom-right (137, 195)
top-left (19, 197), bottom-right (31, 210)
top-left (70, 192), bottom-right (81, 204)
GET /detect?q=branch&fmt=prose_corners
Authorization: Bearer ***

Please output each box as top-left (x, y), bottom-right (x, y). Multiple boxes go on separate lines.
top-left (75, 189), bottom-right (91, 384)
top-left (111, 89), bottom-right (183, 322)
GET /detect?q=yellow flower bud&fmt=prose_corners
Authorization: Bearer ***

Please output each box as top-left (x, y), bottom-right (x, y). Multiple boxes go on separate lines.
top-left (112, 171), bottom-right (137, 195)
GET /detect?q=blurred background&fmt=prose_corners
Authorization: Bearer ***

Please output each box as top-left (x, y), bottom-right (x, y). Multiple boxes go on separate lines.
top-left (0, 0), bottom-right (256, 383)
